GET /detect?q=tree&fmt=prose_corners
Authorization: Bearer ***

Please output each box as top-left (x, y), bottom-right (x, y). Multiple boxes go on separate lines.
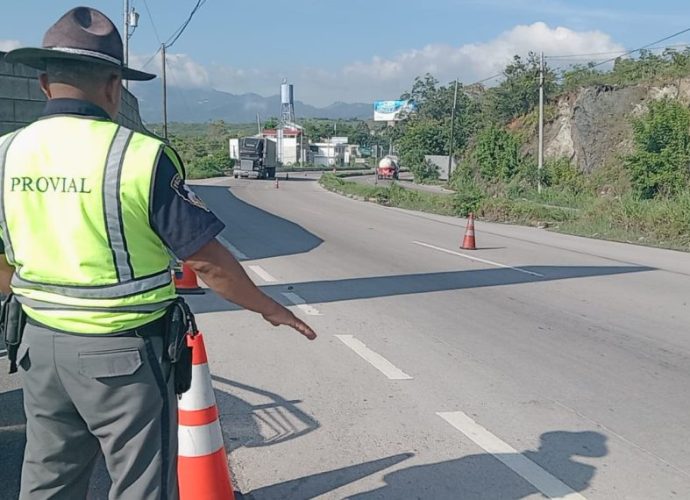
top-left (625, 98), bottom-right (690, 198)
top-left (396, 118), bottom-right (447, 181)
top-left (483, 53), bottom-right (557, 123)
top-left (395, 74), bottom-right (482, 178)
top-left (349, 121), bottom-right (372, 146)
top-left (263, 117), bottom-right (279, 129)
top-left (474, 125), bottom-right (521, 182)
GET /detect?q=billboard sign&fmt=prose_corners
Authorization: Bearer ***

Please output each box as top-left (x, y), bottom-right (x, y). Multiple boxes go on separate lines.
top-left (373, 100), bottom-right (416, 121)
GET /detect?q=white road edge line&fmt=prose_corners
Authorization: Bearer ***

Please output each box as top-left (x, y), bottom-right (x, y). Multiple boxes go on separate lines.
top-left (413, 241), bottom-right (544, 277)
top-left (437, 411), bottom-right (586, 500)
top-left (335, 335), bottom-right (412, 380)
top-left (217, 235), bottom-right (248, 260)
top-left (281, 292), bottom-right (322, 316)
top-left (249, 265), bottom-right (278, 283)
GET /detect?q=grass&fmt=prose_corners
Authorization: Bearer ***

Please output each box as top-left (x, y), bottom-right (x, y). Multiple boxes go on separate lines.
top-left (557, 193), bottom-right (690, 251)
top-left (320, 174), bottom-right (575, 223)
top-left (319, 174), bottom-right (690, 251)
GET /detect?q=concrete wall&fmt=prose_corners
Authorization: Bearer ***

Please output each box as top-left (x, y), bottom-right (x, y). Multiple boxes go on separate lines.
top-left (425, 155), bottom-right (456, 181)
top-left (0, 51), bottom-right (149, 136)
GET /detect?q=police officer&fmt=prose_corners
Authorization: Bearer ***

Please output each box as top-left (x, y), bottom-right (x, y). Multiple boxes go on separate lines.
top-left (0, 7), bottom-right (316, 499)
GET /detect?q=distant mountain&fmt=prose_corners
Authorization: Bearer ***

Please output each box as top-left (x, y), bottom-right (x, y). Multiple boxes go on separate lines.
top-left (132, 85), bottom-right (372, 124)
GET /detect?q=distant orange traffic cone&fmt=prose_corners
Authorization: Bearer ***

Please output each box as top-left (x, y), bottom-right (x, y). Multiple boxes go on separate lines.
top-left (174, 263), bottom-right (204, 295)
top-left (461, 213), bottom-right (477, 250)
top-left (178, 333), bottom-right (236, 500)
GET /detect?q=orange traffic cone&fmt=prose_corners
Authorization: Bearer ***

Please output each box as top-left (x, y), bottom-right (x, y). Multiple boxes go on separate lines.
top-left (461, 213), bottom-right (477, 250)
top-left (178, 333), bottom-right (236, 500)
top-left (174, 263), bottom-right (204, 295)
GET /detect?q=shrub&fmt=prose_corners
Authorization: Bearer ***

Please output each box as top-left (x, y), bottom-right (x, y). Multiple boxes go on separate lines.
top-left (625, 99), bottom-right (690, 199)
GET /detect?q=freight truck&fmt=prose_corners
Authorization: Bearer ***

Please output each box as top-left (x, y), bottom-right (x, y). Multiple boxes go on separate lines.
top-left (230, 137), bottom-right (278, 179)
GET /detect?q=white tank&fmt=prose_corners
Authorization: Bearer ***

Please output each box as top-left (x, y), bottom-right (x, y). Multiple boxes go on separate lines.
top-left (281, 83), bottom-right (294, 105)
top-left (378, 157), bottom-right (397, 169)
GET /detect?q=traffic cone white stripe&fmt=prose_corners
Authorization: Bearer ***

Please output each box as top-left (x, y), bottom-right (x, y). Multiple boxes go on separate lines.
top-left (179, 421), bottom-right (225, 458)
top-left (178, 363), bottom-right (216, 411)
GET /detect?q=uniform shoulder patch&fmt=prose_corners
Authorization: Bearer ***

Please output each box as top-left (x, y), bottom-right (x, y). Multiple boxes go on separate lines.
top-left (170, 174), bottom-right (210, 212)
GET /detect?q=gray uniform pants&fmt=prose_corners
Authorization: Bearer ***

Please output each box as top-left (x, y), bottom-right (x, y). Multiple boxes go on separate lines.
top-left (16, 321), bottom-right (178, 500)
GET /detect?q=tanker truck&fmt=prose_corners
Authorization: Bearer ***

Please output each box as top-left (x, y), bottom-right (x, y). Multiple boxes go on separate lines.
top-left (376, 156), bottom-right (399, 180)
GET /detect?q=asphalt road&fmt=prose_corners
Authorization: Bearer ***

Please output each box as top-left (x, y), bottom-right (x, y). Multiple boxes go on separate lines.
top-left (2, 173), bottom-right (690, 499)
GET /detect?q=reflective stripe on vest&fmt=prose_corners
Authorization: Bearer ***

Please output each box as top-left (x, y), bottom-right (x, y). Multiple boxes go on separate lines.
top-left (104, 127), bottom-right (134, 281)
top-left (11, 269), bottom-right (172, 299)
top-left (0, 131), bottom-right (21, 264)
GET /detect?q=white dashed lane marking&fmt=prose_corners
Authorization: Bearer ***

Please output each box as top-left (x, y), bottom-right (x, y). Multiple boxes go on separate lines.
top-left (281, 292), bottom-right (322, 316)
top-left (437, 411), bottom-right (586, 500)
top-left (249, 265), bottom-right (278, 283)
top-left (413, 241), bottom-right (544, 277)
top-left (335, 335), bottom-right (412, 380)
top-left (217, 235), bottom-right (248, 260)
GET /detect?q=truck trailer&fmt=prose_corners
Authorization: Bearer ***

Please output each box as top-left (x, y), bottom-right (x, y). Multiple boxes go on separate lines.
top-left (230, 137), bottom-right (278, 179)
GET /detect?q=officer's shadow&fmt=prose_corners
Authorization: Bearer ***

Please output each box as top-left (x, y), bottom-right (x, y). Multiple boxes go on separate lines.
top-left (211, 374), bottom-right (320, 452)
top-left (247, 430), bottom-right (608, 499)
top-left (0, 388), bottom-right (26, 499)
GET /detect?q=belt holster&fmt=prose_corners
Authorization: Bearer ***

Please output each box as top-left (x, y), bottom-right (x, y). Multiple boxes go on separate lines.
top-left (1, 294), bottom-right (27, 374)
top-left (165, 297), bottom-right (196, 395)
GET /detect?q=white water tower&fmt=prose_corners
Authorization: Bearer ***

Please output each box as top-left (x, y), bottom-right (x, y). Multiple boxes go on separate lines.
top-left (280, 79), bottom-right (296, 125)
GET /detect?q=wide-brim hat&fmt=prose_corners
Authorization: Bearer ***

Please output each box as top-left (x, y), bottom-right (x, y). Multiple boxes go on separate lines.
top-left (4, 6), bottom-right (155, 81)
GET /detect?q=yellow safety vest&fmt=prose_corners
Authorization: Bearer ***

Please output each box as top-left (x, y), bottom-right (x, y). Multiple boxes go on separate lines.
top-left (0, 115), bottom-right (181, 334)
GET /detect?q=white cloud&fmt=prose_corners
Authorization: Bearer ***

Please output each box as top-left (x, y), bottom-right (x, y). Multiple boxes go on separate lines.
top-left (340, 22), bottom-right (624, 97)
top-left (0, 40), bottom-right (21, 52)
top-left (133, 22), bottom-right (624, 106)
top-left (129, 52), bottom-right (210, 89)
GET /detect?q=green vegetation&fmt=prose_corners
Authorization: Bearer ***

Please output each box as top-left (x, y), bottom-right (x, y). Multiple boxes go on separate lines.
top-left (151, 47), bottom-right (690, 250)
top-left (561, 48), bottom-right (690, 92)
top-left (375, 48), bottom-right (690, 251)
top-left (146, 121), bottom-right (242, 179)
top-left (625, 98), bottom-right (690, 199)
top-left (319, 173), bottom-right (575, 225)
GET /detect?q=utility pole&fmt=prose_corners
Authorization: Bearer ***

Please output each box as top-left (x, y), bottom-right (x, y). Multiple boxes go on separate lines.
top-left (122, 1), bottom-right (139, 90)
top-left (538, 51), bottom-right (544, 194)
top-left (123, 0), bottom-right (129, 89)
top-left (448, 79), bottom-right (459, 180)
top-left (161, 43), bottom-right (168, 140)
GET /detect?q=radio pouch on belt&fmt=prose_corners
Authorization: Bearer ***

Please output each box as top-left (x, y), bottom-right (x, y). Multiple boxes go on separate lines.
top-left (166, 297), bottom-right (195, 395)
top-left (1, 294), bottom-right (27, 374)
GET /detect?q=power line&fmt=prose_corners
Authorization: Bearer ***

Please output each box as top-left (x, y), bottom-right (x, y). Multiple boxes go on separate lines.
top-left (546, 43), bottom-right (690, 60)
top-left (142, 0), bottom-right (161, 44)
top-left (465, 72), bottom-right (503, 87)
top-left (165, 0), bottom-right (207, 49)
top-left (139, 0), bottom-right (207, 70)
top-left (583, 27), bottom-right (690, 70)
top-left (141, 46), bottom-right (162, 69)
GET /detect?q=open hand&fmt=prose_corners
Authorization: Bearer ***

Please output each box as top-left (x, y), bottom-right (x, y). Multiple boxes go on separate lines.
top-left (262, 304), bottom-right (317, 340)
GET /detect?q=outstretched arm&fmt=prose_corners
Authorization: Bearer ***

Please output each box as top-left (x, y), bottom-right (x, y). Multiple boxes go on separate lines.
top-left (185, 240), bottom-right (316, 340)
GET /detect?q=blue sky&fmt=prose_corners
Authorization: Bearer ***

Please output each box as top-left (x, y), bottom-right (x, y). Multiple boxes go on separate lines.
top-left (2, 1), bottom-right (689, 105)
